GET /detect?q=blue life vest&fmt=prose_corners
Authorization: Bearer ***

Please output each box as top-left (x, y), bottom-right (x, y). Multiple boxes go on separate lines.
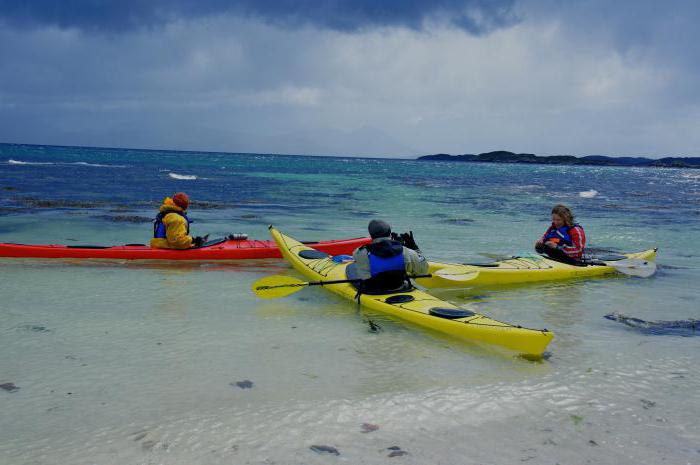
top-left (544, 225), bottom-right (574, 246)
top-left (153, 210), bottom-right (191, 238)
top-left (359, 239), bottom-right (407, 292)
top-left (368, 250), bottom-right (405, 277)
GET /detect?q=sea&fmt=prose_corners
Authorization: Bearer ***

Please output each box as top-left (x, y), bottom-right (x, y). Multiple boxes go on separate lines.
top-left (1, 143), bottom-right (698, 465)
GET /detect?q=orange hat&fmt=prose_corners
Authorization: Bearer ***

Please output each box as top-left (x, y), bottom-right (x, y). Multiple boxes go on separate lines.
top-left (172, 192), bottom-right (189, 210)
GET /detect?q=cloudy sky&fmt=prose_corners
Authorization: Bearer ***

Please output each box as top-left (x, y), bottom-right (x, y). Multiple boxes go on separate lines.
top-left (1, 0), bottom-right (698, 157)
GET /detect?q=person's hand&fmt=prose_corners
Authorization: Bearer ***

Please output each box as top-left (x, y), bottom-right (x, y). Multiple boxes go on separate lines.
top-left (192, 236), bottom-right (205, 247)
top-left (544, 241), bottom-right (557, 248)
top-left (401, 231), bottom-right (419, 251)
top-left (390, 232), bottom-right (402, 243)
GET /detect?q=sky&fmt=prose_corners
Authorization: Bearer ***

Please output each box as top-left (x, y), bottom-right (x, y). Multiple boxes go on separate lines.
top-left (1, 0), bottom-right (699, 158)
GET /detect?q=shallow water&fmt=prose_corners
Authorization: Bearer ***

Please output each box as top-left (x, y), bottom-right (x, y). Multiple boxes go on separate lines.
top-left (1, 144), bottom-right (699, 464)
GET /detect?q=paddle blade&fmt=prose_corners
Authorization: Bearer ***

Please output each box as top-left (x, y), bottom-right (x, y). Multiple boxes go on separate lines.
top-left (252, 275), bottom-right (309, 299)
top-left (608, 259), bottom-right (657, 278)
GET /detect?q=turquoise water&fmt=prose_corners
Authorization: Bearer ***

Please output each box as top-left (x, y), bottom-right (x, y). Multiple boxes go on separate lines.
top-left (1, 144), bottom-right (699, 464)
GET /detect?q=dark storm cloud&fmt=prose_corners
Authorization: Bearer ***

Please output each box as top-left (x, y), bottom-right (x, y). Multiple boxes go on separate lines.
top-left (0, 0), bottom-right (517, 33)
top-left (2, 0), bottom-right (700, 156)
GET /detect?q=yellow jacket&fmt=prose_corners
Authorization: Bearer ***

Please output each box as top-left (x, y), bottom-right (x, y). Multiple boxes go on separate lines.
top-left (149, 198), bottom-right (193, 249)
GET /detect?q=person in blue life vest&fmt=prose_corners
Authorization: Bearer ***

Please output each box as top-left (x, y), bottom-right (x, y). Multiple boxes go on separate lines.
top-left (352, 219), bottom-right (429, 292)
top-left (150, 192), bottom-right (207, 249)
top-left (535, 204), bottom-right (586, 263)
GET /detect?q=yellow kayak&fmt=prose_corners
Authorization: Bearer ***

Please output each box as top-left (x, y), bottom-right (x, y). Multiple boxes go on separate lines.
top-left (417, 249), bottom-right (657, 289)
top-left (269, 225), bottom-right (553, 358)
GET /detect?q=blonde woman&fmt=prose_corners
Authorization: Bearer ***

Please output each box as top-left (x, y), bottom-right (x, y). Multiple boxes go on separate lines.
top-left (535, 204), bottom-right (586, 263)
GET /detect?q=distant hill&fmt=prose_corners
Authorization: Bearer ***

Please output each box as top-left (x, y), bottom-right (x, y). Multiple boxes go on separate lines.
top-left (418, 151), bottom-right (700, 168)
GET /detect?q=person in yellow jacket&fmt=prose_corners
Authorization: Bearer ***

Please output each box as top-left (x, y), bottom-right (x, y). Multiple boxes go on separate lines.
top-left (150, 192), bottom-right (206, 249)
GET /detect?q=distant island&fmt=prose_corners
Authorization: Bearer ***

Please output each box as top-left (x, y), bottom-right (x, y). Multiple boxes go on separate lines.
top-left (418, 151), bottom-right (700, 168)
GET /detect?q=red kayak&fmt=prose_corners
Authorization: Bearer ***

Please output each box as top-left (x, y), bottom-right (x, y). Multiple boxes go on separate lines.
top-left (0, 236), bottom-right (369, 261)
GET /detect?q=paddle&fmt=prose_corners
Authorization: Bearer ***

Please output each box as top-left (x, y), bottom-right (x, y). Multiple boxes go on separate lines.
top-left (597, 258), bottom-right (657, 278)
top-left (252, 274), bottom-right (432, 299)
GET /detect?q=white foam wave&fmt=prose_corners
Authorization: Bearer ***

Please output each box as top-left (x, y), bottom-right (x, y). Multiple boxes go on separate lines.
top-left (8, 159), bottom-right (53, 165)
top-left (8, 159), bottom-right (125, 168)
top-left (169, 173), bottom-right (198, 180)
top-left (579, 189), bottom-right (598, 198)
top-left (72, 161), bottom-right (126, 168)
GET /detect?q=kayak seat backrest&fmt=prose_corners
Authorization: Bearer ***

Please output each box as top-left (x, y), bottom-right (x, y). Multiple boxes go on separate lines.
top-left (299, 249), bottom-right (330, 259)
top-left (345, 263), bottom-right (414, 295)
top-left (429, 307), bottom-right (476, 319)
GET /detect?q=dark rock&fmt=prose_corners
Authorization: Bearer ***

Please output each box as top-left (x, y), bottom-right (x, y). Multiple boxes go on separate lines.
top-left (387, 447), bottom-right (408, 457)
top-left (605, 313), bottom-right (700, 336)
top-left (0, 207), bottom-right (28, 214)
top-left (367, 320), bottom-right (382, 333)
top-left (232, 380), bottom-right (253, 389)
top-left (2, 186), bottom-right (17, 191)
top-left (0, 382), bottom-right (19, 392)
top-left (17, 324), bottom-right (51, 333)
top-left (98, 215), bottom-right (152, 223)
top-left (641, 399), bottom-right (656, 409)
top-left (189, 200), bottom-right (231, 210)
top-left (14, 197), bottom-right (108, 209)
top-left (589, 440), bottom-right (598, 446)
top-left (444, 218), bottom-right (475, 225)
top-left (310, 445), bottom-right (339, 455)
top-left (239, 214), bottom-right (259, 219)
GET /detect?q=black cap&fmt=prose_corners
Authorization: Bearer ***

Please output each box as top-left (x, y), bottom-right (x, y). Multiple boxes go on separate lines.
top-left (368, 219), bottom-right (391, 239)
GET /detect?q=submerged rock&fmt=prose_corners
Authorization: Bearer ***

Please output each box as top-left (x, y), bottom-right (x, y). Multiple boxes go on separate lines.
top-left (98, 215), bottom-right (153, 223)
top-left (231, 380), bottom-right (253, 389)
top-left (605, 313), bottom-right (699, 336)
top-left (0, 382), bottom-right (19, 392)
top-left (641, 399), bottom-right (656, 409)
top-left (367, 320), bottom-right (382, 333)
top-left (189, 200), bottom-right (233, 210)
top-left (310, 445), bottom-right (339, 456)
top-left (13, 197), bottom-right (108, 209)
top-left (444, 218), bottom-right (475, 225)
top-left (387, 446), bottom-right (408, 457)
top-left (16, 324), bottom-right (51, 333)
